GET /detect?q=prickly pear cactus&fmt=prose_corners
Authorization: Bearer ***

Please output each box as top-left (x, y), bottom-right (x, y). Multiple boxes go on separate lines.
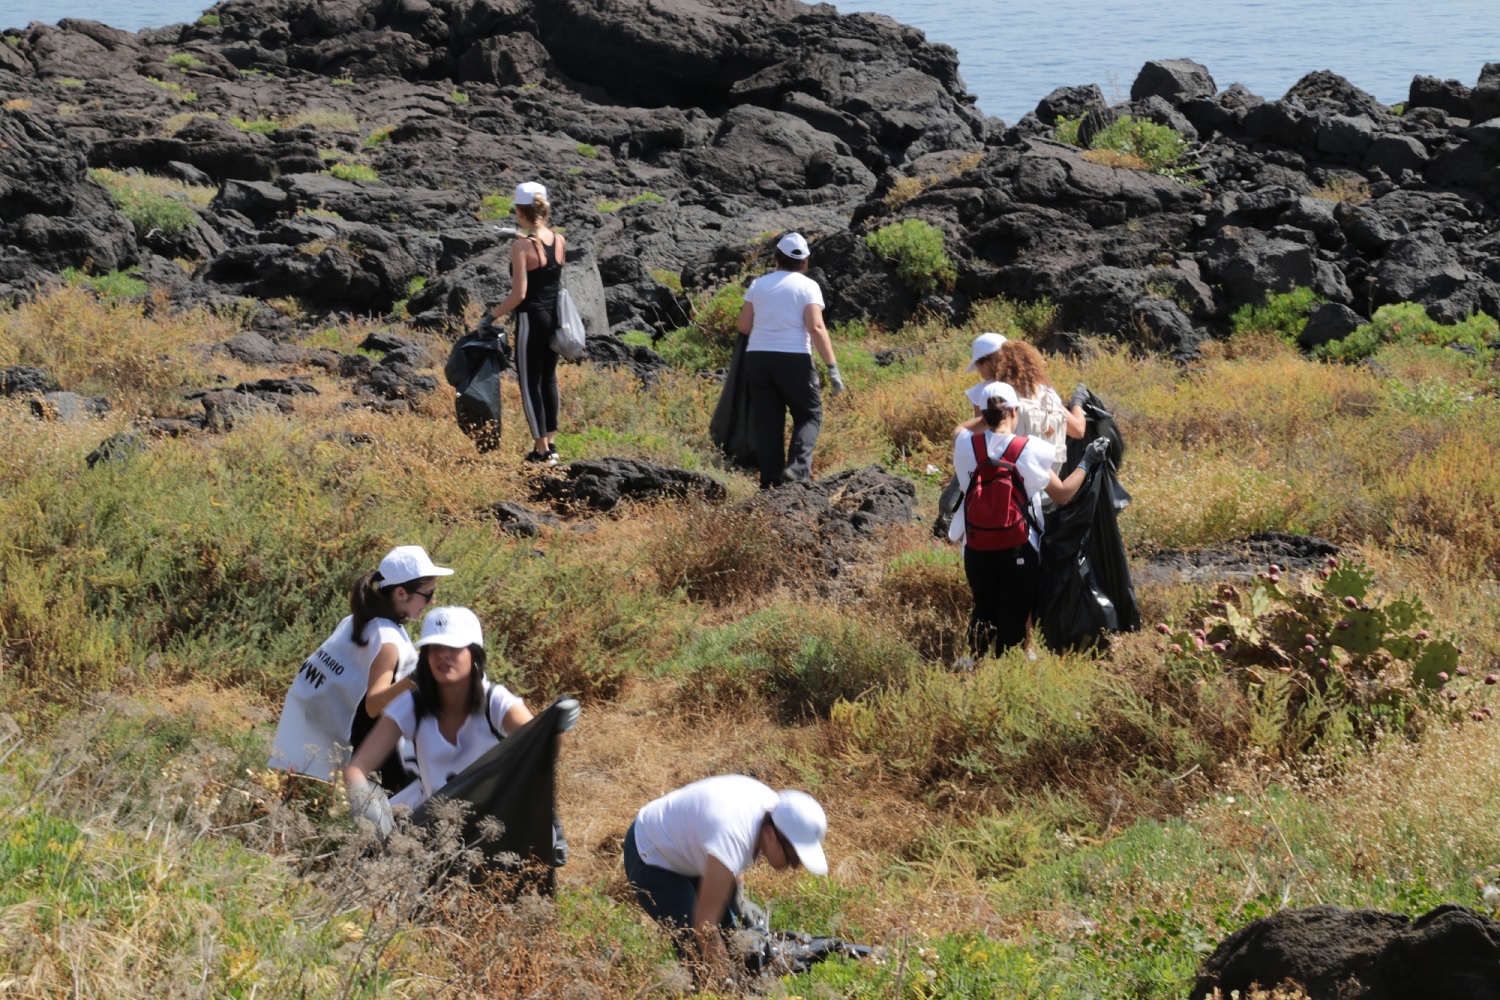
top-left (1411, 638), bottom-right (1461, 690)
top-left (1322, 564), bottom-right (1373, 602)
top-left (1332, 607), bottom-right (1385, 656)
top-left (1383, 598), bottom-right (1426, 632)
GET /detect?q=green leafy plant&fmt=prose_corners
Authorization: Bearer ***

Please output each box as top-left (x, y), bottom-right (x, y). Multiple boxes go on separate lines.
top-left (90, 168), bottom-right (199, 235)
top-left (1315, 302), bottom-right (1499, 364)
top-left (61, 267), bottom-right (148, 301)
top-left (364, 124), bottom-right (395, 148)
top-left (57, 78), bottom-right (84, 88)
top-left (196, 12), bottom-right (221, 26)
top-left (649, 268), bottom-right (683, 296)
top-left (165, 53), bottom-right (203, 70)
top-left (575, 142), bottom-right (599, 159)
top-left (326, 162), bottom-right (379, 182)
top-left (145, 77), bottom-right (196, 103)
top-left (1052, 114), bottom-right (1082, 146)
top-left (449, 89), bottom-right (469, 104)
top-left (1158, 556), bottom-right (1466, 753)
top-left (1055, 113), bottom-right (1195, 177)
top-left (865, 218), bottom-right (957, 295)
top-left (477, 191), bottom-right (513, 221)
top-left (230, 116), bottom-right (276, 134)
top-left (1230, 287), bottom-right (1325, 344)
top-left (594, 199), bottom-right (623, 214)
top-left (330, 76), bottom-right (355, 87)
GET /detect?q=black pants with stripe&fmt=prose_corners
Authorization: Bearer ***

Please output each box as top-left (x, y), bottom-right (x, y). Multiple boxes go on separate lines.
top-left (516, 310), bottom-right (559, 440)
top-left (964, 542), bottom-right (1039, 657)
top-left (744, 350), bottom-right (822, 489)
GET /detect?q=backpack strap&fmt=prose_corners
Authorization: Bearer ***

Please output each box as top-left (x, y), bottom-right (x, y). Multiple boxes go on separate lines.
top-left (998, 435), bottom-right (1043, 536)
top-left (483, 681), bottom-right (505, 742)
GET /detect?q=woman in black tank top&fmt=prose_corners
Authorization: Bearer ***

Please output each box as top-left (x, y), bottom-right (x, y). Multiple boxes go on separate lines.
top-left (485, 181), bottom-right (567, 464)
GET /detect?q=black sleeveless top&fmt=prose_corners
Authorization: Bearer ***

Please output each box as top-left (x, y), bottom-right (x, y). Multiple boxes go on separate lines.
top-left (521, 235), bottom-right (561, 316)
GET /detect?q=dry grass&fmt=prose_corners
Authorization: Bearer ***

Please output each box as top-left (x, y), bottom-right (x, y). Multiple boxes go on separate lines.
top-left (1082, 147), bottom-right (1152, 171)
top-left (1310, 174), bottom-right (1371, 204)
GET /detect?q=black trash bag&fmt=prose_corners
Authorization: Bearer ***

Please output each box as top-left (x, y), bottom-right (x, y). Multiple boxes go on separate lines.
top-left (1038, 460), bottom-right (1140, 652)
top-left (730, 886), bottom-right (874, 975)
top-left (1062, 388), bottom-right (1126, 475)
top-left (409, 699), bottom-right (568, 890)
top-left (447, 323), bottom-right (509, 453)
top-left (709, 334), bottom-right (756, 469)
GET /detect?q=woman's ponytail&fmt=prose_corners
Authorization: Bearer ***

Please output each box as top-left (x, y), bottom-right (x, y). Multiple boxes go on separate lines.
top-left (982, 401), bottom-right (1007, 429)
top-left (350, 571), bottom-right (395, 648)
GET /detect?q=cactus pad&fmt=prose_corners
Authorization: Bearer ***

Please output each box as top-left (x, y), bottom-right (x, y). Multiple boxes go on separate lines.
top-left (1322, 563), bottom-right (1374, 602)
top-left (1331, 607), bottom-right (1385, 656)
top-left (1411, 638), bottom-right (1461, 690)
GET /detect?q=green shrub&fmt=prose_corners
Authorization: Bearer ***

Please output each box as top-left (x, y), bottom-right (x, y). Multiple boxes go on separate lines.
top-left (1052, 115), bottom-right (1082, 146)
top-left (594, 199), bottom-right (622, 214)
top-left (684, 281), bottom-right (745, 367)
top-left (196, 12), bottom-right (221, 26)
top-left (649, 268), bottom-right (683, 296)
top-left (61, 268), bottom-right (148, 301)
top-left (330, 77), bottom-right (355, 87)
top-left (165, 53), bottom-right (203, 70)
top-left (1088, 114), bottom-right (1192, 174)
top-left (477, 192), bottom-right (513, 221)
top-left (230, 116), bottom-right (277, 134)
top-left (58, 78), bottom-right (83, 88)
top-left (1230, 287), bottom-right (1325, 344)
top-left (1315, 302), bottom-right (1499, 363)
top-left (449, 89), bottom-right (469, 104)
top-left (865, 219), bottom-right (957, 295)
top-left (326, 162), bottom-right (379, 182)
top-left (364, 124), bottom-right (395, 147)
top-left (145, 77), bottom-right (196, 102)
top-left (674, 605), bottom-right (920, 719)
top-left (90, 169), bottom-right (199, 236)
top-left (575, 142), bottom-right (599, 159)
top-left (652, 326), bottom-right (720, 372)
top-left (627, 191), bottom-right (664, 207)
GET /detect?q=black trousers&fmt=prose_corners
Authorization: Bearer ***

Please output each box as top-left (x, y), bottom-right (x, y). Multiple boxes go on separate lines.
top-left (743, 350), bottom-right (822, 489)
top-left (964, 542), bottom-right (1040, 657)
top-left (516, 309), bottom-right (559, 439)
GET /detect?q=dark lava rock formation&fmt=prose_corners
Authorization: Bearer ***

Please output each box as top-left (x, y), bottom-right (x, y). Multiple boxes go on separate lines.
top-left (1191, 904), bottom-right (1500, 1000)
top-left (0, 7), bottom-right (1496, 357)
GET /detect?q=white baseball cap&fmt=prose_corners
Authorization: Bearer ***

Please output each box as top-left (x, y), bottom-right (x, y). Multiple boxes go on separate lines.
top-left (776, 232), bottom-right (811, 259)
top-left (376, 545), bottom-right (455, 586)
top-left (976, 380), bottom-right (1019, 409)
top-left (966, 332), bottom-right (1008, 371)
top-left (514, 181), bottom-right (548, 205)
top-left (771, 790), bottom-right (829, 875)
top-left (416, 606), bottom-right (484, 649)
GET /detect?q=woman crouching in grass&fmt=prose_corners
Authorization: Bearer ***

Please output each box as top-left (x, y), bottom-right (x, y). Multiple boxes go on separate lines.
top-left (344, 607), bottom-right (578, 839)
top-left (268, 545), bottom-right (453, 796)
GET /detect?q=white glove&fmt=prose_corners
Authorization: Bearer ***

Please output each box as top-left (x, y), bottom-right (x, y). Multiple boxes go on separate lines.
top-left (348, 777), bottom-right (394, 839)
top-left (826, 363), bottom-right (845, 397)
top-left (553, 697), bottom-right (580, 733)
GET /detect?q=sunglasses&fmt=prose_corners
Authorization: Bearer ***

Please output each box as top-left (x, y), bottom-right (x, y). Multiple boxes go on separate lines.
top-left (410, 589), bottom-right (437, 604)
top-left (772, 825), bottom-right (801, 869)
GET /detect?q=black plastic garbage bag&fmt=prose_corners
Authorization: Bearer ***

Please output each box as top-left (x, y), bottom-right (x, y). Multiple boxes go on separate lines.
top-left (447, 325), bottom-right (509, 453)
top-left (731, 886), bottom-right (874, 975)
top-left (709, 334), bottom-right (756, 469)
top-left (1038, 460), bottom-right (1140, 652)
top-left (1063, 388), bottom-right (1126, 477)
top-left (410, 699), bottom-right (567, 888)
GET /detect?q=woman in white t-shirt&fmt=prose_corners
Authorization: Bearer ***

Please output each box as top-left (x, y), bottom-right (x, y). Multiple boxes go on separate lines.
top-left (268, 545), bottom-right (453, 790)
top-left (951, 382), bottom-right (1109, 657)
top-left (344, 607), bottom-right (580, 827)
top-left (734, 232), bottom-right (844, 489)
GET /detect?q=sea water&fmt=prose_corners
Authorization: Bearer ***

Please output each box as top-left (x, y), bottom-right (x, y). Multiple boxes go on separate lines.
top-left (4, 0), bottom-right (1496, 123)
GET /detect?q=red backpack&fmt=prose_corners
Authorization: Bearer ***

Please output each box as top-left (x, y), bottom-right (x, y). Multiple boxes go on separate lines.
top-left (962, 434), bottom-right (1033, 551)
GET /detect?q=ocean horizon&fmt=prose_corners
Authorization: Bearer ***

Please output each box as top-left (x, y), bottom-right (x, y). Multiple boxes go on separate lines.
top-left (4, 0), bottom-right (1497, 124)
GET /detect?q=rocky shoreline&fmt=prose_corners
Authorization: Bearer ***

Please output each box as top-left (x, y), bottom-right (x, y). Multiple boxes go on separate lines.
top-left (1, 1), bottom-right (1497, 361)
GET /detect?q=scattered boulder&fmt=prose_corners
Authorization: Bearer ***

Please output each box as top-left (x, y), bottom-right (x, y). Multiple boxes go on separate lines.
top-left (1138, 531), bottom-right (1339, 587)
top-left (1408, 75), bottom-right (1472, 119)
top-left (85, 431), bottom-right (146, 469)
top-left (1298, 302), bottom-right (1363, 350)
top-left (1190, 904), bottom-right (1500, 1000)
top-left (488, 500), bottom-right (561, 537)
top-left (1130, 59), bottom-right (1216, 105)
top-left (0, 366), bottom-right (60, 396)
top-left (738, 466), bottom-right (917, 571)
top-left (29, 391), bottom-right (110, 422)
top-left (362, 345), bottom-right (438, 401)
top-left (534, 457), bottom-right (727, 511)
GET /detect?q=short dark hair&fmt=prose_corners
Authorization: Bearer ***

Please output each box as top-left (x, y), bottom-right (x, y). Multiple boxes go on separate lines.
top-left (773, 248), bottom-right (808, 271)
top-left (412, 644), bottom-right (488, 722)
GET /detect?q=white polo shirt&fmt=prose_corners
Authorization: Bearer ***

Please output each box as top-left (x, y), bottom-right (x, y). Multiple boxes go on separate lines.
top-left (949, 429), bottom-right (1055, 549)
top-left (383, 681), bottom-right (523, 806)
top-left (632, 774), bottom-right (779, 878)
top-left (268, 615), bottom-right (416, 781)
top-left (744, 271), bottom-right (824, 354)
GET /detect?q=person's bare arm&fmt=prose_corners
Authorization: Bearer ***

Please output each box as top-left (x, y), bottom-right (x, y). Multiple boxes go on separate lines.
top-left (690, 856), bottom-right (738, 980)
top-left (804, 303), bottom-right (836, 366)
top-left (363, 643), bottom-right (412, 717)
top-left (500, 700), bottom-right (533, 735)
top-left (954, 414), bottom-right (986, 437)
top-left (488, 241), bottom-right (530, 319)
top-left (736, 301), bottom-right (754, 336)
top-left (1044, 467), bottom-right (1087, 506)
top-left (1065, 405), bottom-right (1086, 439)
top-left (345, 716), bottom-right (402, 787)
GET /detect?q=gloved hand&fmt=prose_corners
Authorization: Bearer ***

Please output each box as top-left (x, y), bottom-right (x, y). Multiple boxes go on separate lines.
top-left (553, 697), bottom-right (580, 733)
top-left (1078, 436), bottom-right (1111, 472)
top-left (1069, 383), bottom-right (1090, 410)
top-left (826, 363), bottom-right (845, 397)
top-left (347, 776), bottom-right (394, 839)
top-left (478, 311), bottom-right (496, 336)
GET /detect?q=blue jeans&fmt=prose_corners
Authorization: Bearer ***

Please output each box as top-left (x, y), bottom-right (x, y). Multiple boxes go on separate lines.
top-left (622, 822), bottom-right (739, 956)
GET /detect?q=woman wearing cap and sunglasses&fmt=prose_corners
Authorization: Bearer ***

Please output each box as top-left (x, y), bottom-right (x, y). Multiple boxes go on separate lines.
top-left (735, 232), bottom-right (844, 489)
top-left (485, 181), bottom-right (568, 466)
top-left (344, 607), bottom-right (579, 829)
top-left (268, 546), bottom-right (452, 793)
top-left (623, 775), bottom-right (829, 979)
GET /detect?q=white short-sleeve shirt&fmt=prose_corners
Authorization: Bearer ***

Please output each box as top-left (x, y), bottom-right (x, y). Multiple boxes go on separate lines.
top-left (743, 271), bottom-right (824, 354)
top-left (382, 681), bottom-right (523, 806)
top-left (268, 615), bottom-right (417, 780)
top-left (949, 429), bottom-right (1055, 549)
top-left (631, 774), bottom-right (780, 878)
